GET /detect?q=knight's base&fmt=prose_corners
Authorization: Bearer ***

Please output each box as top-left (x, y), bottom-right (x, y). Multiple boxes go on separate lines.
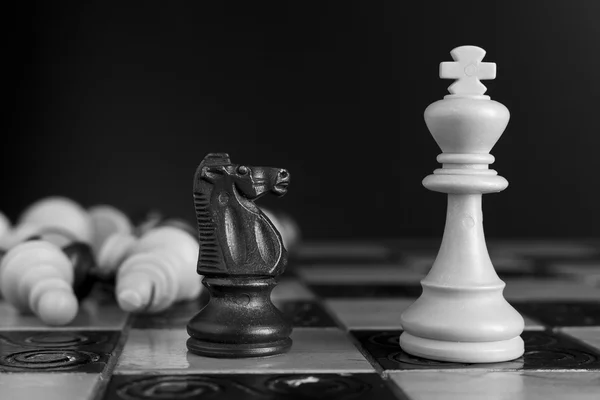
top-left (186, 276), bottom-right (293, 359)
top-left (399, 332), bottom-right (524, 363)
top-left (186, 337), bottom-right (292, 358)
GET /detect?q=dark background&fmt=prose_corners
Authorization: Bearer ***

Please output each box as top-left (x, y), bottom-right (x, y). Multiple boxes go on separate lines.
top-left (6, 1), bottom-right (600, 240)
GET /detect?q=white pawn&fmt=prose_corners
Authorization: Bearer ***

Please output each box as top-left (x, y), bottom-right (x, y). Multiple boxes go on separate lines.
top-left (0, 211), bottom-right (11, 245)
top-left (95, 231), bottom-right (137, 274)
top-left (261, 207), bottom-right (301, 252)
top-left (0, 212), bottom-right (11, 298)
top-left (88, 204), bottom-right (133, 258)
top-left (277, 211), bottom-right (301, 251)
top-left (93, 216), bottom-right (191, 277)
top-left (88, 204), bottom-right (137, 275)
top-left (116, 226), bottom-right (202, 313)
top-left (0, 241), bottom-right (78, 325)
top-left (2, 196), bottom-right (93, 250)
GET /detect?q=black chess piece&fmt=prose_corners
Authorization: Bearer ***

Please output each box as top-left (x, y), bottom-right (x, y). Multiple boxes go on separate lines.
top-left (186, 153), bottom-right (292, 358)
top-left (63, 242), bottom-right (97, 300)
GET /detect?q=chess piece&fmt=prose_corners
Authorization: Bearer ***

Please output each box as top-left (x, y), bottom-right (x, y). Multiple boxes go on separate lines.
top-left (186, 153), bottom-right (292, 358)
top-left (16, 196), bottom-right (93, 245)
top-left (261, 207), bottom-right (301, 253)
top-left (0, 211), bottom-right (10, 244)
top-left (95, 231), bottom-right (138, 274)
top-left (12, 224), bottom-right (99, 296)
top-left (277, 211), bottom-right (301, 252)
top-left (28, 227), bottom-right (99, 301)
top-left (115, 225), bottom-right (202, 313)
top-left (156, 217), bottom-right (199, 238)
top-left (89, 204), bottom-right (137, 283)
top-left (132, 209), bottom-right (164, 236)
top-left (63, 242), bottom-right (97, 300)
top-left (88, 204), bottom-right (133, 259)
top-left (0, 198), bottom-right (101, 305)
top-left (0, 212), bottom-right (8, 298)
top-left (399, 46), bottom-right (524, 363)
top-left (0, 240), bottom-right (79, 325)
top-left (95, 216), bottom-right (195, 275)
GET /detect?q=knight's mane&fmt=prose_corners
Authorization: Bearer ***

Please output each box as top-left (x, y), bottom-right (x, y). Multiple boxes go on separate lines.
top-left (195, 180), bottom-right (222, 272)
top-left (194, 153), bottom-right (233, 272)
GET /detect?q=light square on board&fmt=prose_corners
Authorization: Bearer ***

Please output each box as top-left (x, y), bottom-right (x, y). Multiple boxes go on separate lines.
top-left (400, 255), bottom-right (436, 273)
top-left (0, 298), bottom-right (129, 331)
top-left (271, 278), bottom-right (315, 302)
top-left (549, 261), bottom-right (600, 287)
top-left (115, 327), bottom-right (374, 374)
top-left (387, 371), bottom-right (600, 400)
top-left (296, 265), bottom-right (425, 284)
top-left (325, 299), bottom-right (409, 330)
top-left (326, 299), bottom-right (544, 331)
top-left (502, 279), bottom-right (600, 301)
top-left (275, 300), bottom-right (338, 328)
top-left (561, 327), bottom-right (600, 353)
top-left (513, 302), bottom-right (600, 327)
top-left (399, 253), bottom-right (537, 278)
top-left (0, 373), bottom-right (100, 400)
top-left (294, 241), bottom-right (395, 262)
top-left (487, 240), bottom-right (599, 257)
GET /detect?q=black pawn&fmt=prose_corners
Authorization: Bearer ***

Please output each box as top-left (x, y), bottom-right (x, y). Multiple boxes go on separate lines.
top-left (63, 242), bottom-right (97, 300)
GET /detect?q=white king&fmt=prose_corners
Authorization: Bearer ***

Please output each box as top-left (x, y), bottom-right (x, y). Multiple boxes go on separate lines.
top-left (399, 46), bottom-right (525, 363)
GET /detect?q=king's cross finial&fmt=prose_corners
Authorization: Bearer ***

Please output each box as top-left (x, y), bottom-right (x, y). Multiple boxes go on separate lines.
top-left (440, 45), bottom-right (496, 96)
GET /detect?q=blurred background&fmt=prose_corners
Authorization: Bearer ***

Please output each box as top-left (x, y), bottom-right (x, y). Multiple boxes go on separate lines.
top-left (6, 1), bottom-right (600, 239)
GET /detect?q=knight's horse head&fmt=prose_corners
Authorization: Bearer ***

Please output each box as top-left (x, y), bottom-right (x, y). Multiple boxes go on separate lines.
top-left (198, 153), bottom-right (290, 199)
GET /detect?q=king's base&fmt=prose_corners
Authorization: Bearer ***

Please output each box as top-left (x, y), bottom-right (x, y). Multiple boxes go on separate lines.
top-left (399, 332), bottom-right (524, 363)
top-left (186, 337), bottom-right (292, 358)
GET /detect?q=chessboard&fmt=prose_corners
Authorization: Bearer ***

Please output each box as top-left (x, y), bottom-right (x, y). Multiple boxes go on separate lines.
top-left (1, 238), bottom-right (599, 400)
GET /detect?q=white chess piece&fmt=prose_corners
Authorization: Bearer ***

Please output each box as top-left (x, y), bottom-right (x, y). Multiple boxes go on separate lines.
top-left (0, 211), bottom-right (11, 298)
top-left (16, 196), bottom-right (93, 245)
top-left (261, 208), bottom-right (288, 249)
top-left (278, 211), bottom-right (301, 251)
top-left (95, 232), bottom-right (138, 274)
top-left (88, 204), bottom-right (133, 259)
top-left (88, 204), bottom-right (136, 275)
top-left (0, 211), bottom-right (11, 244)
top-left (116, 226), bottom-right (202, 313)
top-left (261, 207), bottom-right (301, 252)
top-left (0, 241), bottom-right (78, 325)
top-left (399, 46), bottom-right (524, 363)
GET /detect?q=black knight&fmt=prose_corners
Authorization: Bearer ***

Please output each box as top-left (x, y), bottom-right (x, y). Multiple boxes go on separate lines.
top-left (186, 153), bottom-right (293, 358)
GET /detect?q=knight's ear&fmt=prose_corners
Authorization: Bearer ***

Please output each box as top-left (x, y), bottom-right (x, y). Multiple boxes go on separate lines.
top-left (200, 165), bottom-right (226, 182)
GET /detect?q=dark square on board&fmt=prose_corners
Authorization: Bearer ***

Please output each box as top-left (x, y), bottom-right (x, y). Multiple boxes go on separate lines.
top-left (0, 330), bottom-right (120, 373)
top-left (351, 330), bottom-right (600, 371)
top-left (103, 373), bottom-right (406, 400)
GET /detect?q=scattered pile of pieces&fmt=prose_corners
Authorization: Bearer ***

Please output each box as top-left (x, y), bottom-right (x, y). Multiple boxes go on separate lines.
top-left (0, 196), bottom-right (300, 326)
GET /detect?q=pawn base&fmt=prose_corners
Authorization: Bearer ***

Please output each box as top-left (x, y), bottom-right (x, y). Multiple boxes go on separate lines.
top-left (186, 337), bottom-right (292, 358)
top-left (399, 332), bottom-right (524, 363)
